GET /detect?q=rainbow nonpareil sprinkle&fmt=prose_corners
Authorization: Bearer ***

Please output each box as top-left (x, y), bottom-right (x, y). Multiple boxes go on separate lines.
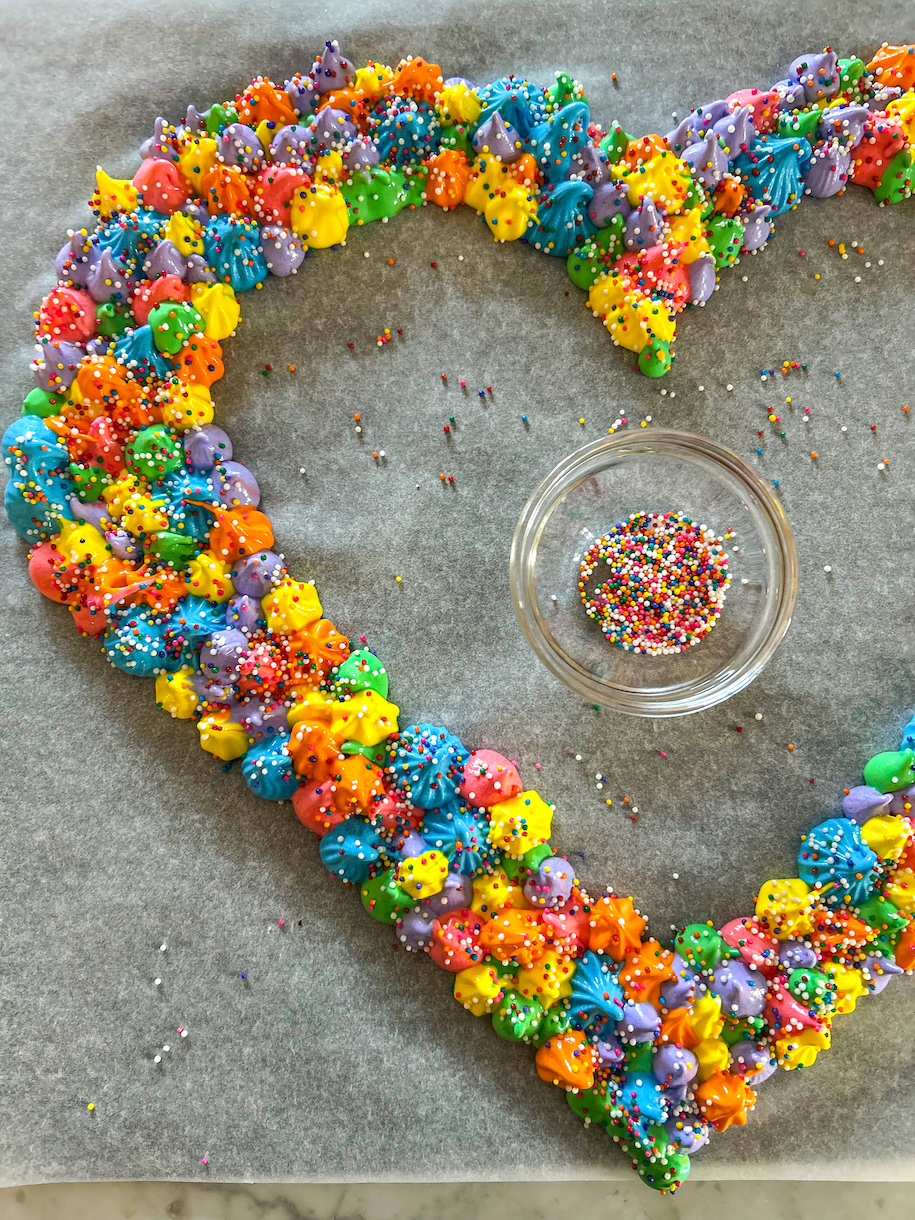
top-left (579, 512), bottom-right (730, 654)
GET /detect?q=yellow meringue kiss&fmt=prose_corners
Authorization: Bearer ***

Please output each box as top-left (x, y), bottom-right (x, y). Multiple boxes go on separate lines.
top-left (395, 851), bottom-right (450, 899)
top-left (262, 578), bottom-right (323, 633)
top-left (189, 282), bottom-right (241, 341)
top-left (755, 878), bottom-right (814, 940)
top-left (94, 168), bottom-right (139, 218)
top-left (197, 710), bottom-right (248, 761)
top-left (155, 668), bottom-right (199, 719)
top-left (157, 380), bottom-right (214, 430)
top-left (185, 550), bottom-right (234, 602)
top-left (488, 791), bottom-right (554, 856)
top-left (484, 186), bottom-right (536, 242)
top-left (290, 181), bottom-right (349, 247)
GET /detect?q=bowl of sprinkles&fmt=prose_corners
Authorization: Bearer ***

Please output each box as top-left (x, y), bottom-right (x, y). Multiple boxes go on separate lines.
top-left (579, 511), bottom-right (732, 655)
top-left (510, 431), bottom-right (797, 716)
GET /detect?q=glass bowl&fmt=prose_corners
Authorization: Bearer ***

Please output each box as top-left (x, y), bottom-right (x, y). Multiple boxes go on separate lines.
top-left (510, 430), bottom-right (798, 717)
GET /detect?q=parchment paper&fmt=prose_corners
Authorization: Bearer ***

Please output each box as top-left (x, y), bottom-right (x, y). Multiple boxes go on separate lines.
top-left (0, 0), bottom-right (913, 1186)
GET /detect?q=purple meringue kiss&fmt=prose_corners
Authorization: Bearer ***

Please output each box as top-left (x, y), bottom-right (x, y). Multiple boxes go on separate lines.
top-left (398, 831), bottom-right (428, 859)
top-left (181, 200), bottom-right (211, 227)
top-left (218, 123), bottom-right (265, 172)
top-left (689, 98), bottom-right (731, 136)
top-left (617, 999), bottom-right (662, 1043)
top-left (311, 39), bottom-right (354, 95)
top-left (269, 124), bottom-right (316, 166)
top-left (185, 254), bottom-right (217, 284)
top-left (184, 104), bottom-right (206, 132)
top-left (595, 1031), bottom-right (625, 1067)
top-left (689, 252), bottom-right (717, 304)
top-left (396, 906), bottom-right (436, 951)
top-left (789, 49), bottom-right (840, 103)
top-left (771, 78), bottom-right (808, 112)
top-left (419, 871), bottom-right (474, 916)
top-left (713, 104), bottom-right (755, 159)
top-left (33, 339), bottom-right (85, 391)
top-left (86, 249), bottom-right (134, 302)
top-left (864, 86), bottom-right (902, 112)
top-left (682, 132), bottom-right (729, 189)
top-left (664, 114), bottom-right (700, 154)
top-left (199, 628), bottom-right (249, 681)
top-left (522, 856), bottom-right (574, 908)
top-left (652, 1043), bottom-right (698, 1100)
top-left (623, 196), bottom-right (665, 250)
top-left (105, 528), bottom-right (142, 561)
top-left (308, 107), bottom-right (358, 149)
top-left (778, 939), bottom-right (819, 971)
top-left (344, 137), bottom-right (381, 172)
top-left (191, 671), bottom-right (237, 709)
top-left (215, 460), bottom-right (261, 508)
top-left (660, 952), bottom-right (697, 1008)
top-left (805, 141), bottom-right (850, 198)
top-left (711, 960), bottom-right (768, 1017)
top-left (55, 232), bottom-right (100, 287)
top-left (472, 112), bottom-right (522, 162)
top-left (139, 116), bottom-right (178, 162)
top-left (183, 424), bottom-right (233, 471)
top-left (230, 550), bottom-right (284, 597)
top-left (226, 594), bottom-right (264, 635)
top-left (68, 497), bottom-right (110, 531)
top-left (286, 74), bottom-right (318, 116)
top-left (819, 104), bottom-right (870, 146)
top-left (260, 225), bottom-right (306, 276)
top-left (587, 180), bottom-right (631, 227)
top-left (665, 1114), bottom-right (709, 1153)
top-left (143, 239), bottom-right (187, 280)
top-left (863, 954), bottom-right (903, 995)
top-left (239, 700), bottom-right (290, 739)
top-left (741, 205), bottom-right (773, 252)
top-left (730, 1039), bottom-right (778, 1083)
top-left (842, 785), bottom-right (893, 824)
top-left (574, 143), bottom-right (610, 183)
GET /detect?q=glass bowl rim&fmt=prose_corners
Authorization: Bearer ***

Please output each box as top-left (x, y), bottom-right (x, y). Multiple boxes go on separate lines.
top-left (509, 428), bottom-right (799, 718)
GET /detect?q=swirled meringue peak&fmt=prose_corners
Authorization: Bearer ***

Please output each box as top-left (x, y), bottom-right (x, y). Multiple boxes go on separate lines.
top-left (344, 136), bottom-right (381, 172)
top-left (139, 116), bottom-right (178, 162)
top-left (526, 178), bottom-right (595, 256)
top-left (682, 133), bottom-right (729, 189)
top-left (218, 123), bottom-right (265, 172)
top-left (588, 180), bottom-right (631, 226)
top-left (805, 141), bottom-right (851, 197)
top-left (286, 73), bottom-right (318, 116)
top-left (370, 97), bottom-right (440, 166)
top-left (624, 196), bottom-right (666, 250)
top-left (713, 104), bottom-right (755, 159)
top-left (143, 239), bottom-right (187, 280)
top-left (260, 225), bottom-right (306, 276)
top-left (472, 112), bottom-right (522, 162)
top-left (311, 40), bottom-right (355, 95)
top-left (789, 49), bottom-right (841, 102)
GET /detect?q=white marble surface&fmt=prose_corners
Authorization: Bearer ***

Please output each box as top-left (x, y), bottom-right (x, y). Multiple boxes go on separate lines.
top-left (2, 1181), bottom-right (915, 1219)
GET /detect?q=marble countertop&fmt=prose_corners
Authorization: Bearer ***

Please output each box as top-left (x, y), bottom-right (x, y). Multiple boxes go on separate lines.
top-left (3, 1181), bottom-right (915, 1220)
